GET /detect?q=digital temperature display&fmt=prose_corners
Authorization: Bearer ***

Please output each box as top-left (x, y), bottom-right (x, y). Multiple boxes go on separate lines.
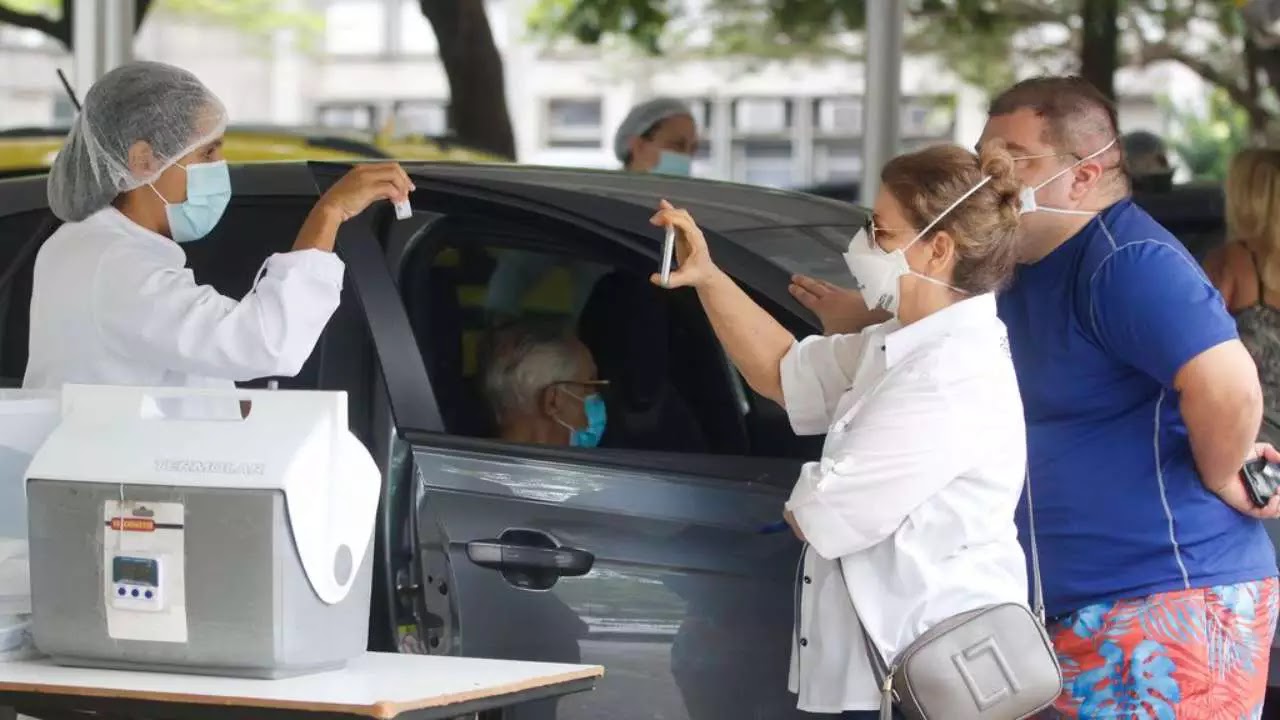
top-left (112, 556), bottom-right (159, 587)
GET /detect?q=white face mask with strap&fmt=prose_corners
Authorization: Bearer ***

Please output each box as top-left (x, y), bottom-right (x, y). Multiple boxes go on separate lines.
top-left (842, 176), bottom-right (991, 317)
top-left (1017, 137), bottom-right (1117, 216)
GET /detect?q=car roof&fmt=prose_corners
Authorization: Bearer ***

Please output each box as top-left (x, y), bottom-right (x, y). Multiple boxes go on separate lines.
top-left (400, 163), bottom-right (864, 285)
top-left (0, 162), bottom-right (862, 306)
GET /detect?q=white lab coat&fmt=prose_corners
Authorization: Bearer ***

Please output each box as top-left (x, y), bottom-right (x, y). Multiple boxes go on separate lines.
top-left (22, 207), bottom-right (343, 397)
top-left (780, 294), bottom-right (1028, 714)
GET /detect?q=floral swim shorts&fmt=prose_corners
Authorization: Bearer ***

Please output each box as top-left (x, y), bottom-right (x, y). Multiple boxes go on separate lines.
top-left (1043, 578), bottom-right (1279, 719)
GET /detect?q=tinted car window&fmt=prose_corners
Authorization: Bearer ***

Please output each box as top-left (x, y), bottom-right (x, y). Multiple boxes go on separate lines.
top-left (0, 209), bottom-right (57, 384)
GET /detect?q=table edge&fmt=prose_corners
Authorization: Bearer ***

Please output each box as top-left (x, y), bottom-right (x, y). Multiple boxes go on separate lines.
top-left (0, 665), bottom-right (605, 720)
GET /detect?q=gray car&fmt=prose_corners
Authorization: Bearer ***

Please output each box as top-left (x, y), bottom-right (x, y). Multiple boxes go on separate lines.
top-left (0, 162), bottom-right (862, 719)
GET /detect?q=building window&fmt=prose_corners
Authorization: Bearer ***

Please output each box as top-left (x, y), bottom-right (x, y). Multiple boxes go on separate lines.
top-left (733, 98), bottom-right (790, 135)
top-left (398, 0), bottom-right (437, 55)
top-left (544, 98), bottom-right (603, 149)
top-left (325, 0), bottom-right (386, 56)
top-left (736, 141), bottom-right (793, 188)
top-left (686, 98), bottom-right (712, 132)
top-left (692, 142), bottom-right (714, 178)
top-left (901, 97), bottom-right (954, 138)
top-left (317, 103), bottom-right (378, 131)
top-left (814, 141), bottom-right (861, 183)
top-left (394, 100), bottom-right (449, 136)
top-left (814, 98), bottom-right (861, 136)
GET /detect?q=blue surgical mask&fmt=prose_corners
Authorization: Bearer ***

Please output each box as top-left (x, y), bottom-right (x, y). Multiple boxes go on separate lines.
top-left (148, 160), bottom-right (232, 243)
top-left (651, 151), bottom-right (693, 177)
top-left (555, 389), bottom-right (607, 448)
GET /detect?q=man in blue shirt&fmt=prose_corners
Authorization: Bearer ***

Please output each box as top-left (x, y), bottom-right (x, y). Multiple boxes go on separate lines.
top-left (789, 76), bottom-right (1279, 716)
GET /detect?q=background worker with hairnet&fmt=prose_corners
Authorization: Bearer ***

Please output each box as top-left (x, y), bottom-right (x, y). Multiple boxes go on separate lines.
top-left (613, 97), bottom-right (699, 176)
top-left (23, 61), bottom-right (414, 397)
top-left (483, 97), bottom-right (700, 323)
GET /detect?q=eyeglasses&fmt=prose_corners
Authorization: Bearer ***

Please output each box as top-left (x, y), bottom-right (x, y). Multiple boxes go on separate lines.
top-left (863, 217), bottom-right (912, 250)
top-left (549, 379), bottom-right (610, 396)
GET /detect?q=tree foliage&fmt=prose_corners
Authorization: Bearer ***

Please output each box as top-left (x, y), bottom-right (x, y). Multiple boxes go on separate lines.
top-left (528, 0), bottom-right (1280, 134)
top-left (0, 0), bottom-right (317, 48)
top-left (1166, 87), bottom-right (1250, 181)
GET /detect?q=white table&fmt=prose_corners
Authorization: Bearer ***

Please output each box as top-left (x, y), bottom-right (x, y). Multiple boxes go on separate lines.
top-left (0, 653), bottom-right (603, 720)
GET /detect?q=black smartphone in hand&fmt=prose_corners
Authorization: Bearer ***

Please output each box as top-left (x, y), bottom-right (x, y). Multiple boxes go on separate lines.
top-left (1242, 457), bottom-right (1280, 508)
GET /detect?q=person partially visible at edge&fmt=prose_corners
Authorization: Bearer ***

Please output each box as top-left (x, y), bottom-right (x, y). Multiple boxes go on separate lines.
top-left (1205, 149), bottom-right (1280, 448)
top-left (1121, 129), bottom-right (1174, 193)
top-left (24, 61), bottom-right (413, 396)
top-left (788, 76), bottom-right (1280, 718)
top-left (483, 98), bottom-right (699, 323)
top-left (653, 141), bottom-right (1029, 719)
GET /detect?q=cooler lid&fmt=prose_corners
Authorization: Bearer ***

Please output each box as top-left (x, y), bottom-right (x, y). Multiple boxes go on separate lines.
top-left (25, 384), bottom-right (379, 605)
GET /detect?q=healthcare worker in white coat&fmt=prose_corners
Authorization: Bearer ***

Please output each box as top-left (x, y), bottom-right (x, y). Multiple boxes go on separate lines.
top-left (653, 142), bottom-right (1030, 718)
top-left (23, 61), bottom-right (413, 394)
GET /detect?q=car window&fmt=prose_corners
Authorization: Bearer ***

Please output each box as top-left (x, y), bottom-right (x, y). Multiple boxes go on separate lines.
top-left (397, 212), bottom-right (821, 462)
top-left (0, 209), bottom-right (55, 385)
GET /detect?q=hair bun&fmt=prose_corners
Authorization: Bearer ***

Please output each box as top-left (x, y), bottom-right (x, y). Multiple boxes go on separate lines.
top-left (978, 139), bottom-right (1023, 218)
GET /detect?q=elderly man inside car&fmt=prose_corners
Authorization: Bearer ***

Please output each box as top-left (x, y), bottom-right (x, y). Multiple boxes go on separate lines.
top-left (481, 321), bottom-right (607, 448)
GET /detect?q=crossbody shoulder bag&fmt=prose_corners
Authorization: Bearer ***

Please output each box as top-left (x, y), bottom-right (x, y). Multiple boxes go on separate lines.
top-left (841, 470), bottom-right (1063, 720)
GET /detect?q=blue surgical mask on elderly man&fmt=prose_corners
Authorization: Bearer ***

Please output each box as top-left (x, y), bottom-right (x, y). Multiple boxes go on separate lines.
top-left (555, 389), bottom-right (608, 448)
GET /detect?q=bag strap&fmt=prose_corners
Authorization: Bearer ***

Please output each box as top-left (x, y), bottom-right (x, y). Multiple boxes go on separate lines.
top-left (837, 560), bottom-right (895, 720)
top-left (835, 466), bottom-right (1047, 717)
top-left (1025, 468), bottom-right (1046, 622)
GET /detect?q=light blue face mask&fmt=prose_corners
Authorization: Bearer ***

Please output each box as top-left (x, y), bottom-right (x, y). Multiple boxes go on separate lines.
top-left (556, 389), bottom-right (607, 448)
top-left (651, 151), bottom-right (693, 177)
top-left (148, 160), bottom-right (232, 243)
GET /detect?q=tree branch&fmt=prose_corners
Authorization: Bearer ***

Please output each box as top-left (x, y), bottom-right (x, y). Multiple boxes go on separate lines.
top-left (0, 4), bottom-right (65, 44)
top-left (1138, 39), bottom-right (1271, 126)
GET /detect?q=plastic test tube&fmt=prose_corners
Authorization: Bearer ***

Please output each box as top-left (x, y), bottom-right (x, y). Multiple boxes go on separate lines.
top-left (394, 199), bottom-right (412, 220)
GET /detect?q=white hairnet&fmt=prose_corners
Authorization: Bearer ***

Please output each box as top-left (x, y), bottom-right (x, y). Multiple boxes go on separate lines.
top-left (612, 97), bottom-right (694, 162)
top-left (48, 61), bottom-right (228, 222)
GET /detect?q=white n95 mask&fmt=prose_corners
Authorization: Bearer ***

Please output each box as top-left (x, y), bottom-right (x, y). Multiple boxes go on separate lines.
top-left (1018, 137), bottom-right (1116, 216)
top-left (843, 176), bottom-right (991, 316)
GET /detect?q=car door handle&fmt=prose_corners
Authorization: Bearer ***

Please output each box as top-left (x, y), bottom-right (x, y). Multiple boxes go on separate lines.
top-left (466, 540), bottom-right (594, 577)
top-left (465, 528), bottom-right (594, 590)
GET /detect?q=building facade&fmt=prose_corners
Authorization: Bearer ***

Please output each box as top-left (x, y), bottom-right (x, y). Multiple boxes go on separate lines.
top-left (0, 0), bottom-right (1201, 188)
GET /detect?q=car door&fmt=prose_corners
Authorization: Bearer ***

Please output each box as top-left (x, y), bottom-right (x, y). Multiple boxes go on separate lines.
top-left (330, 179), bottom-right (822, 719)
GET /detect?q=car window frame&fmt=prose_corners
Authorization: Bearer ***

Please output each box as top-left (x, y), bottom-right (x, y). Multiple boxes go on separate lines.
top-left (364, 195), bottom-right (810, 487)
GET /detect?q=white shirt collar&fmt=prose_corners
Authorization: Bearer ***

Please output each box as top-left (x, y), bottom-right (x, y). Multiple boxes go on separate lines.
top-left (98, 206), bottom-right (185, 263)
top-left (883, 293), bottom-right (998, 368)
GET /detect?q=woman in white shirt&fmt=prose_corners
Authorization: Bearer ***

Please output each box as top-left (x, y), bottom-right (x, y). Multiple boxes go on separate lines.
top-left (652, 142), bottom-right (1028, 718)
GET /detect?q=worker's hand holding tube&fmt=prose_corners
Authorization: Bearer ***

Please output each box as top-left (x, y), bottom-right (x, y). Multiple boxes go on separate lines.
top-left (316, 163), bottom-right (416, 223)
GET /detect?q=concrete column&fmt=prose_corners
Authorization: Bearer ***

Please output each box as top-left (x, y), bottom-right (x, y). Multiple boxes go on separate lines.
top-left (711, 94), bottom-right (732, 181)
top-left (793, 94), bottom-right (814, 186)
top-left (269, 0), bottom-right (306, 124)
top-left (861, 0), bottom-right (904, 204)
top-left (73, 0), bottom-right (135, 89)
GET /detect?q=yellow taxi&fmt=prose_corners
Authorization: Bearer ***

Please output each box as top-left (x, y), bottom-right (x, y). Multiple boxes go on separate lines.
top-left (0, 124), bottom-right (501, 178)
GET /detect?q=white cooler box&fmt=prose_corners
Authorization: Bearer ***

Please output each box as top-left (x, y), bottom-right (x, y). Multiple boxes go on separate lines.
top-left (26, 385), bottom-right (381, 679)
top-left (0, 390), bottom-right (61, 661)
